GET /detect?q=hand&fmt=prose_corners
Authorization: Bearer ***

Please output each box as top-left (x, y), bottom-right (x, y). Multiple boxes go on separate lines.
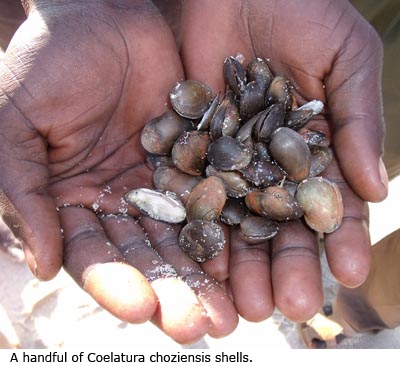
top-left (0, 0), bottom-right (238, 344)
top-left (180, 0), bottom-right (388, 322)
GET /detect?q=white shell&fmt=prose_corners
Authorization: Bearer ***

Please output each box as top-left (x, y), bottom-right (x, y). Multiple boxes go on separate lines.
top-left (125, 188), bottom-right (186, 223)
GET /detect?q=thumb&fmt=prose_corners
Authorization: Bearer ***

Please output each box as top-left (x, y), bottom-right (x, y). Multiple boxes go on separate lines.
top-left (326, 19), bottom-right (388, 203)
top-left (181, 0), bottom-right (253, 93)
top-left (0, 104), bottom-right (63, 280)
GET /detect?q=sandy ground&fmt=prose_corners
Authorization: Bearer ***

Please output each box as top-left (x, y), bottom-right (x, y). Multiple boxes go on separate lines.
top-left (0, 176), bottom-right (399, 350)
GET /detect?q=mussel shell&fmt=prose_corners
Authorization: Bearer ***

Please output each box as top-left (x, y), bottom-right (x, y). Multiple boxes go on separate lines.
top-left (141, 110), bottom-right (194, 155)
top-left (299, 128), bottom-right (328, 147)
top-left (284, 109), bottom-right (314, 130)
top-left (246, 57), bottom-right (273, 91)
top-left (185, 176), bottom-right (227, 221)
top-left (239, 216), bottom-right (279, 244)
top-left (269, 127), bottom-right (311, 182)
top-left (170, 80), bottom-right (213, 119)
top-left (221, 198), bottom-right (250, 226)
top-left (240, 160), bottom-right (283, 188)
top-left (178, 220), bottom-right (225, 262)
top-left (236, 117), bottom-right (258, 143)
top-left (245, 186), bottom-right (303, 221)
top-left (309, 146), bottom-right (334, 177)
top-left (296, 177), bottom-right (343, 233)
top-left (197, 95), bottom-right (220, 131)
top-left (145, 153), bottom-right (174, 171)
top-left (265, 76), bottom-right (294, 111)
top-left (210, 97), bottom-right (240, 140)
top-left (223, 56), bottom-right (247, 95)
top-left (206, 165), bottom-right (252, 198)
top-left (207, 136), bottom-right (253, 171)
top-left (253, 142), bottom-right (271, 161)
top-left (153, 166), bottom-right (202, 204)
top-left (239, 81), bottom-right (266, 121)
top-left (125, 188), bottom-right (186, 223)
top-left (253, 103), bottom-right (285, 142)
top-left (172, 130), bottom-right (211, 176)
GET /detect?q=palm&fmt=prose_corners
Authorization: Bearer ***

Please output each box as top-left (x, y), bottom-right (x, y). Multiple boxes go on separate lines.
top-left (0, 1), bottom-right (238, 343)
top-left (181, 0), bottom-right (386, 322)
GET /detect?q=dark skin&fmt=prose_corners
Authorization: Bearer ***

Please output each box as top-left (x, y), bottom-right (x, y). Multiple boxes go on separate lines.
top-left (0, 0), bottom-right (388, 343)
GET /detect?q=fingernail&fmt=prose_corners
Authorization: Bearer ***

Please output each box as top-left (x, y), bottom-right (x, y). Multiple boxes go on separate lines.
top-left (379, 157), bottom-right (389, 198)
top-left (23, 246), bottom-right (39, 278)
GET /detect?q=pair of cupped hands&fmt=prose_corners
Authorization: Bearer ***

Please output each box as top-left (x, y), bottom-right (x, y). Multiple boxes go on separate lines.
top-left (0, 0), bottom-right (388, 344)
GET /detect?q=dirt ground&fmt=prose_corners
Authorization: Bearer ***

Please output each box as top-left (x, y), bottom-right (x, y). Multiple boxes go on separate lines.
top-left (1, 177), bottom-right (400, 350)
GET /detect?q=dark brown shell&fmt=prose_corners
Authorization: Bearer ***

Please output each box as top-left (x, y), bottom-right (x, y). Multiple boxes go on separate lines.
top-left (245, 186), bottom-right (303, 221)
top-left (141, 110), bottom-right (194, 155)
top-left (185, 176), bottom-right (227, 221)
top-left (153, 166), bottom-right (202, 204)
top-left (223, 56), bottom-right (247, 95)
top-left (172, 130), bottom-right (211, 176)
top-left (178, 220), bottom-right (225, 262)
top-left (309, 146), bottom-right (334, 177)
top-left (265, 76), bottom-right (294, 111)
top-left (239, 81), bottom-right (266, 121)
top-left (207, 136), bottom-right (253, 171)
top-left (239, 216), bottom-right (279, 244)
top-left (145, 153), bottom-right (174, 171)
top-left (284, 109), bottom-right (314, 130)
top-left (206, 165), bottom-right (252, 198)
top-left (246, 57), bottom-right (273, 91)
top-left (240, 160), bottom-right (283, 188)
top-left (210, 96), bottom-right (240, 140)
top-left (221, 198), bottom-right (250, 226)
top-left (253, 103), bottom-right (285, 142)
top-left (170, 80), bottom-right (213, 119)
top-left (269, 127), bottom-right (311, 182)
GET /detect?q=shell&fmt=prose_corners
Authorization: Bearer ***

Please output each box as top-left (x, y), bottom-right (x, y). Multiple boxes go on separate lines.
top-left (210, 96), bottom-right (240, 140)
top-left (170, 80), bottom-right (213, 119)
top-left (265, 76), bottom-right (294, 111)
top-left (172, 130), bottom-right (211, 176)
top-left (185, 176), bottom-right (227, 221)
top-left (206, 165), bottom-right (252, 198)
top-left (245, 186), bottom-right (303, 221)
top-left (309, 146), bottom-right (334, 177)
top-left (253, 103), bottom-right (285, 142)
top-left (153, 166), bottom-right (202, 204)
top-left (269, 127), bottom-right (311, 182)
top-left (239, 216), bottom-right (279, 244)
top-left (295, 177), bottom-right (343, 233)
top-left (141, 110), bottom-right (194, 155)
top-left (125, 188), bottom-right (186, 223)
top-left (221, 198), bottom-right (250, 225)
top-left (223, 56), bottom-right (247, 95)
top-left (246, 57), bottom-right (273, 91)
top-left (178, 220), bottom-right (225, 262)
top-left (240, 159), bottom-right (283, 188)
top-left (239, 81), bottom-right (266, 121)
top-left (207, 136), bottom-right (253, 171)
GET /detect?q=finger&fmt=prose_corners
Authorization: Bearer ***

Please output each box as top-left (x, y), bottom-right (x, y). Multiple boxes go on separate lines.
top-left (271, 220), bottom-right (322, 323)
top-left (200, 223), bottom-right (230, 282)
top-left (141, 217), bottom-right (239, 340)
top-left (181, 0), bottom-right (254, 93)
top-left (102, 213), bottom-right (211, 344)
top-left (323, 162), bottom-right (371, 288)
top-left (229, 227), bottom-right (274, 322)
top-left (325, 16), bottom-right (388, 202)
top-left (0, 114), bottom-right (62, 280)
top-left (60, 206), bottom-right (157, 323)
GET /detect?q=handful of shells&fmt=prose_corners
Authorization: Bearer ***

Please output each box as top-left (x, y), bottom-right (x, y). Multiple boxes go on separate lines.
top-left (125, 55), bottom-right (343, 262)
